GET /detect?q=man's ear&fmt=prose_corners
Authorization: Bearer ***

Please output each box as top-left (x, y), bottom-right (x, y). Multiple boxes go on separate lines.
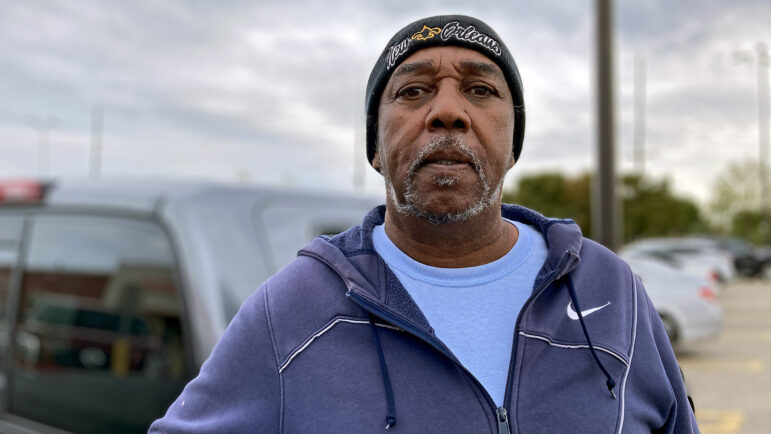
top-left (372, 152), bottom-right (382, 173)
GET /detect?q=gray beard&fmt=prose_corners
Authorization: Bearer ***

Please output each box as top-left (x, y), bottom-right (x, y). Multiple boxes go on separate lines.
top-left (380, 133), bottom-right (504, 226)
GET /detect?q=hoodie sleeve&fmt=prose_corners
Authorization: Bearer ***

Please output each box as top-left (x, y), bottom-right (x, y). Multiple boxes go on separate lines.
top-left (633, 275), bottom-right (700, 433)
top-left (149, 283), bottom-right (281, 433)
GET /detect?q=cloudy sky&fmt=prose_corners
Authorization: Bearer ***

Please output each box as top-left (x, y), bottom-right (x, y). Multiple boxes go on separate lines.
top-left (1, 0), bottom-right (770, 204)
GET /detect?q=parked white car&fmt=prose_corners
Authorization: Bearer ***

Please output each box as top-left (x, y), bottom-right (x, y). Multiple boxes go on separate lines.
top-left (622, 254), bottom-right (723, 348)
top-left (621, 237), bottom-right (736, 285)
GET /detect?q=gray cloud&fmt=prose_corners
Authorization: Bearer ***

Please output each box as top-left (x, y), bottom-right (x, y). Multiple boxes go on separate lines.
top-left (1, 1), bottom-right (769, 203)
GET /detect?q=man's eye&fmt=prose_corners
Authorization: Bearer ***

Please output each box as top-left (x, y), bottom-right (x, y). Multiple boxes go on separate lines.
top-left (469, 86), bottom-right (496, 97)
top-left (397, 86), bottom-right (428, 99)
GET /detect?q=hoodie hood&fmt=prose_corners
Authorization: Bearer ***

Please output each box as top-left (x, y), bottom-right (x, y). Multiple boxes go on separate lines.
top-left (300, 204), bottom-right (583, 297)
top-left (298, 203), bottom-right (584, 342)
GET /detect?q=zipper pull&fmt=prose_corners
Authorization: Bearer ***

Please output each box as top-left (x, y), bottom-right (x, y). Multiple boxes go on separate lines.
top-left (497, 407), bottom-right (510, 434)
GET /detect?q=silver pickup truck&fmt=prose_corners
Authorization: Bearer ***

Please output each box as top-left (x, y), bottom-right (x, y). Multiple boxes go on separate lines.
top-left (0, 179), bottom-right (379, 434)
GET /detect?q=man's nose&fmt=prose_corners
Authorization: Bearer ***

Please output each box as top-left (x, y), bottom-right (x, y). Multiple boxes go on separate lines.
top-left (425, 83), bottom-right (470, 132)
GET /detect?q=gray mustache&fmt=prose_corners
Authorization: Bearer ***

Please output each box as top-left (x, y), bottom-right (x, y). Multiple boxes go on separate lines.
top-left (408, 135), bottom-right (482, 177)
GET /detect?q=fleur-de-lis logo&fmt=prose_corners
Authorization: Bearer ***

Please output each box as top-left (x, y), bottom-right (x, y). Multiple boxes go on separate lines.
top-left (411, 25), bottom-right (442, 41)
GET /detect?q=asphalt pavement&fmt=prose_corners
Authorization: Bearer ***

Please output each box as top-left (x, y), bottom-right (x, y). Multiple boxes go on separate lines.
top-left (677, 279), bottom-right (771, 434)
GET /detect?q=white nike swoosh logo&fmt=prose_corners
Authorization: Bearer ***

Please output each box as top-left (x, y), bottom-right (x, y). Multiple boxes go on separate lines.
top-left (566, 301), bottom-right (611, 320)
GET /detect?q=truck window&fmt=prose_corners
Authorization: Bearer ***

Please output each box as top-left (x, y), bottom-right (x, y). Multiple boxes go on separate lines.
top-left (10, 214), bottom-right (187, 434)
top-left (258, 200), bottom-right (374, 272)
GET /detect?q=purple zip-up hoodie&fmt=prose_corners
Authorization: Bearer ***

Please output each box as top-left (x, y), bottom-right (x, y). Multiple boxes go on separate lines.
top-left (150, 204), bottom-right (698, 433)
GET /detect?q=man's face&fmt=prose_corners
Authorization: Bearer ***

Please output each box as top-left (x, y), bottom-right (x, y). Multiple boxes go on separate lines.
top-left (374, 46), bottom-right (516, 225)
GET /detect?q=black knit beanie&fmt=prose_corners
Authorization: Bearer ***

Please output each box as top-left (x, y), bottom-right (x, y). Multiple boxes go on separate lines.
top-left (365, 15), bottom-right (525, 166)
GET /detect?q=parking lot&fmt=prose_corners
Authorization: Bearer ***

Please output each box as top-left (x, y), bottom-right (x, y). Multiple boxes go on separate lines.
top-left (678, 279), bottom-right (771, 434)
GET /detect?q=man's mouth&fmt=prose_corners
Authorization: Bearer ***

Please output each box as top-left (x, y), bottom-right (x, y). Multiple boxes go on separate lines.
top-left (418, 149), bottom-right (474, 169)
top-left (427, 159), bottom-right (466, 165)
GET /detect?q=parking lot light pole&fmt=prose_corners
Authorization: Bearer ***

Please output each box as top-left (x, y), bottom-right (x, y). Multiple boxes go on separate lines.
top-left (90, 104), bottom-right (103, 179)
top-left (633, 52), bottom-right (647, 176)
top-left (593, 0), bottom-right (620, 251)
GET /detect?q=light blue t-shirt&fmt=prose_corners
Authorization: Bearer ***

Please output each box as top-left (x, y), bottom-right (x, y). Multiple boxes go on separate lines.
top-left (372, 219), bottom-right (548, 407)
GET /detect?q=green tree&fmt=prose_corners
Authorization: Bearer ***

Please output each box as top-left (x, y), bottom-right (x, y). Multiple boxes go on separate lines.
top-left (504, 172), bottom-right (708, 243)
top-left (708, 159), bottom-right (769, 244)
top-left (621, 174), bottom-right (707, 243)
top-left (503, 172), bottom-right (591, 234)
top-left (709, 159), bottom-right (763, 231)
top-left (731, 210), bottom-right (768, 244)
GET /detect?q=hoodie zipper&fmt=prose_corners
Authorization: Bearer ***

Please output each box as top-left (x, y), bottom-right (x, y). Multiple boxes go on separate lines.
top-left (346, 290), bottom-right (505, 431)
top-left (348, 251), bottom-right (577, 434)
top-left (497, 407), bottom-right (510, 434)
top-left (501, 251), bottom-right (577, 417)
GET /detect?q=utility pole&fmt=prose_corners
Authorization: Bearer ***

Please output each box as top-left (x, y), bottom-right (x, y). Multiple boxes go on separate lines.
top-left (593, 0), bottom-right (620, 251)
top-left (734, 44), bottom-right (770, 241)
top-left (756, 42), bottom-right (770, 242)
top-left (633, 52), bottom-right (647, 175)
top-left (354, 134), bottom-right (364, 190)
top-left (26, 115), bottom-right (57, 178)
top-left (353, 95), bottom-right (366, 191)
top-left (90, 104), bottom-right (103, 179)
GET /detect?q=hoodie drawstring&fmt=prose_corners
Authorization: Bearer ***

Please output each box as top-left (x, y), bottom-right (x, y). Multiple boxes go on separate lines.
top-left (368, 314), bottom-right (397, 429)
top-left (566, 275), bottom-right (617, 399)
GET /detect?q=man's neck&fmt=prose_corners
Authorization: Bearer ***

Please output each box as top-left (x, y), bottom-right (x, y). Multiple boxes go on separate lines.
top-left (383, 202), bottom-right (519, 268)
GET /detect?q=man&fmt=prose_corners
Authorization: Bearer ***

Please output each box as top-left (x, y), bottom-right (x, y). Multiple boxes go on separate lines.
top-left (151, 15), bottom-right (698, 433)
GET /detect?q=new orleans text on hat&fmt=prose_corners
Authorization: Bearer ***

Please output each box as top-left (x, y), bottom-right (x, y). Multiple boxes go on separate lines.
top-left (385, 21), bottom-right (502, 70)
